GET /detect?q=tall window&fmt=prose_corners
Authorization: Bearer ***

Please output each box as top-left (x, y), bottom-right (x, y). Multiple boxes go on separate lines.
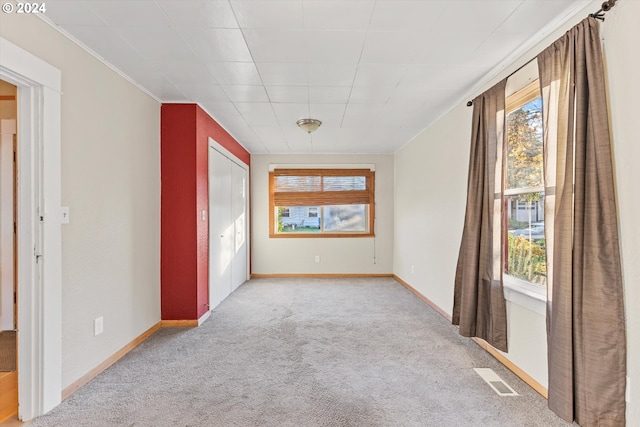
top-left (504, 81), bottom-right (546, 286)
top-left (269, 168), bottom-right (375, 237)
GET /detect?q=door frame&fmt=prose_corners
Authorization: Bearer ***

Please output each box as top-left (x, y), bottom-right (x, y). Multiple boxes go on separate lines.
top-left (207, 137), bottom-right (249, 311)
top-left (0, 36), bottom-right (63, 420)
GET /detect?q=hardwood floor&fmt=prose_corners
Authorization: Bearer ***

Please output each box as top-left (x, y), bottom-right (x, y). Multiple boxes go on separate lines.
top-left (0, 372), bottom-right (18, 423)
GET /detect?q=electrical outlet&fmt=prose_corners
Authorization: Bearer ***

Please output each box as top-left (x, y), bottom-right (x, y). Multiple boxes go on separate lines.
top-left (315, 255), bottom-right (320, 263)
top-left (94, 316), bottom-right (103, 336)
top-left (411, 265), bottom-right (415, 274)
top-left (627, 376), bottom-right (631, 403)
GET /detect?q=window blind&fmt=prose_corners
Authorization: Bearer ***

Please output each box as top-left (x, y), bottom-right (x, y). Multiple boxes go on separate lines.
top-left (270, 169), bottom-right (374, 207)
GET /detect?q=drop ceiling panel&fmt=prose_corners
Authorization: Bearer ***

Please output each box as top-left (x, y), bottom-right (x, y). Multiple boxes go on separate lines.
top-left (231, 0), bottom-right (304, 29)
top-left (178, 29), bottom-right (253, 62)
top-left (266, 86), bottom-right (309, 104)
top-left (304, 30), bottom-right (367, 64)
top-left (88, 1), bottom-right (173, 27)
top-left (41, 0), bottom-right (593, 154)
top-left (308, 87), bottom-right (351, 104)
top-left (353, 63), bottom-right (408, 87)
top-left (243, 30), bottom-right (308, 63)
top-left (430, 1), bottom-right (523, 33)
top-left (360, 31), bottom-right (421, 64)
top-left (44, 1), bottom-right (107, 26)
top-left (257, 63), bottom-right (309, 86)
top-left (235, 103), bottom-right (280, 127)
top-left (207, 62), bottom-right (262, 86)
top-left (370, 1), bottom-right (449, 31)
top-left (156, 0), bottom-right (238, 28)
top-left (223, 85), bottom-right (270, 103)
top-left (302, 1), bottom-right (375, 31)
top-left (307, 64), bottom-right (358, 87)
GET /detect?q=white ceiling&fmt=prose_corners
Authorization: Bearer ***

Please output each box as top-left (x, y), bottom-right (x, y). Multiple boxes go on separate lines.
top-left (41, 0), bottom-right (591, 154)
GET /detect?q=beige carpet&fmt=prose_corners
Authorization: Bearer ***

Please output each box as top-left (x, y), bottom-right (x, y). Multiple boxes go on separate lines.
top-left (0, 331), bottom-right (16, 372)
top-left (28, 278), bottom-right (571, 426)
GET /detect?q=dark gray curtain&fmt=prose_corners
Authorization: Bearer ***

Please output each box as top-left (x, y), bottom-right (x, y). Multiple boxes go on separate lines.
top-left (453, 80), bottom-right (508, 352)
top-left (538, 17), bottom-right (626, 426)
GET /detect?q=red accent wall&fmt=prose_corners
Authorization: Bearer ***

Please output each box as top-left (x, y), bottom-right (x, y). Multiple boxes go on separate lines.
top-left (161, 104), bottom-right (250, 320)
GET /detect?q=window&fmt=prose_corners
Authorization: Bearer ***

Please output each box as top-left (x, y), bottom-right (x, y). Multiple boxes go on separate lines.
top-left (504, 81), bottom-right (546, 286)
top-left (269, 168), bottom-right (375, 237)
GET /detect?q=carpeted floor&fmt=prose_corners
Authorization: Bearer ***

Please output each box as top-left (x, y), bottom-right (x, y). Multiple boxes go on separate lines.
top-left (0, 331), bottom-right (16, 372)
top-left (28, 278), bottom-right (572, 426)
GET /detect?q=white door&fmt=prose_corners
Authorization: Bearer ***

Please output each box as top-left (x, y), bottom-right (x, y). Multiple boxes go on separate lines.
top-left (231, 161), bottom-right (247, 291)
top-left (208, 147), bottom-right (232, 309)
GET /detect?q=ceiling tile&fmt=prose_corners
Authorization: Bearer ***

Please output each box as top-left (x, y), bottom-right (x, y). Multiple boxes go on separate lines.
top-left (309, 87), bottom-right (351, 104)
top-left (360, 31), bottom-right (421, 64)
top-left (161, 62), bottom-right (216, 85)
top-left (282, 126), bottom-right (312, 147)
top-left (207, 62), bottom-right (262, 85)
top-left (243, 29), bottom-right (307, 63)
top-left (222, 85), bottom-right (270, 103)
top-left (117, 27), bottom-right (198, 64)
top-left (177, 84), bottom-right (229, 102)
top-left (256, 63), bottom-right (308, 86)
top-left (179, 29), bottom-right (253, 62)
top-left (272, 103), bottom-right (311, 126)
top-left (370, 1), bottom-right (449, 31)
top-left (496, 0), bottom-right (578, 34)
top-left (231, 0), bottom-right (303, 29)
top-left (156, 1), bottom-right (238, 28)
top-left (307, 64), bottom-right (358, 87)
top-left (431, 0), bottom-right (522, 33)
top-left (251, 126), bottom-right (288, 145)
top-left (235, 103), bottom-right (279, 127)
top-left (138, 76), bottom-right (186, 101)
top-left (353, 63), bottom-right (408, 87)
top-left (305, 30), bottom-right (367, 64)
top-left (348, 86), bottom-right (394, 104)
top-left (199, 102), bottom-right (245, 126)
top-left (399, 64), bottom-right (491, 89)
top-left (412, 32), bottom-right (490, 65)
top-left (302, 1), bottom-right (375, 31)
top-left (261, 138), bottom-right (294, 154)
top-left (309, 104), bottom-right (346, 128)
top-left (43, 1), bottom-right (107, 26)
top-left (467, 32), bottom-right (531, 66)
top-left (341, 104), bottom-right (384, 128)
top-left (266, 86), bottom-right (309, 103)
top-left (88, 1), bottom-right (173, 27)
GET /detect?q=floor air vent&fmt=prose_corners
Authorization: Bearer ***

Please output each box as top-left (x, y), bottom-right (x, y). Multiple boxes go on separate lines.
top-left (473, 368), bottom-right (519, 396)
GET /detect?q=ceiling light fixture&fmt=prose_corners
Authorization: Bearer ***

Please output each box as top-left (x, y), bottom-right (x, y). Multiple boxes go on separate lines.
top-left (296, 118), bottom-right (322, 134)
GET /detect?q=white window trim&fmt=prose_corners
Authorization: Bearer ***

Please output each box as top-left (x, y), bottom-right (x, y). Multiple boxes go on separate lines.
top-left (503, 274), bottom-right (546, 316)
top-left (503, 63), bottom-right (547, 317)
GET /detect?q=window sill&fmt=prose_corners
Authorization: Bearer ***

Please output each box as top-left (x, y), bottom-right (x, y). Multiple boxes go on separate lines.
top-left (269, 233), bottom-right (374, 238)
top-left (503, 275), bottom-right (546, 316)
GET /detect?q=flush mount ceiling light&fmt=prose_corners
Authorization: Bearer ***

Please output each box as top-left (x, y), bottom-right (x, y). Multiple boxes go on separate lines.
top-left (296, 118), bottom-right (322, 134)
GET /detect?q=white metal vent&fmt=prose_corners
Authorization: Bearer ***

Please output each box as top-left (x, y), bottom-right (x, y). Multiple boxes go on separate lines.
top-left (474, 368), bottom-right (519, 396)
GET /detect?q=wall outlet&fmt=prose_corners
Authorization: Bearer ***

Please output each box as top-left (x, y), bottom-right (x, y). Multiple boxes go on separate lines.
top-left (315, 255), bottom-right (320, 263)
top-left (411, 265), bottom-right (415, 274)
top-left (627, 376), bottom-right (631, 403)
top-left (94, 316), bottom-right (103, 336)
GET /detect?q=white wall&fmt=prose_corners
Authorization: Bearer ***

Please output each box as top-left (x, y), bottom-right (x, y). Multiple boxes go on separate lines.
top-left (394, 0), bottom-right (639, 418)
top-left (252, 154), bottom-right (393, 275)
top-left (0, 14), bottom-right (161, 388)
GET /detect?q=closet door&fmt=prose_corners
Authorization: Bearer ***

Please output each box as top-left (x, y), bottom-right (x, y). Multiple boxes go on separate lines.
top-left (231, 161), bottom-right (247, 291)
top-left (208, 147), bottom-right (232, 309)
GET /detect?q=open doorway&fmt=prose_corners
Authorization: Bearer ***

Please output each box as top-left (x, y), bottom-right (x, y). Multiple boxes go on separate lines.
top-left (0, 79), bottom-right (18, 422)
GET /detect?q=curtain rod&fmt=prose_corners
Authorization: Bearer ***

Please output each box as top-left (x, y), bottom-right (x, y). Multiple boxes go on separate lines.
top-left (466, 0), bottom-right (618, 107)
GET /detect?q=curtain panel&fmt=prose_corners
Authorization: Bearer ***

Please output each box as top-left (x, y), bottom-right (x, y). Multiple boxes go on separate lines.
top-left (538, 17), bottom-right (626, 426)
top-left (453, 80), bottom-right (508, 352)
